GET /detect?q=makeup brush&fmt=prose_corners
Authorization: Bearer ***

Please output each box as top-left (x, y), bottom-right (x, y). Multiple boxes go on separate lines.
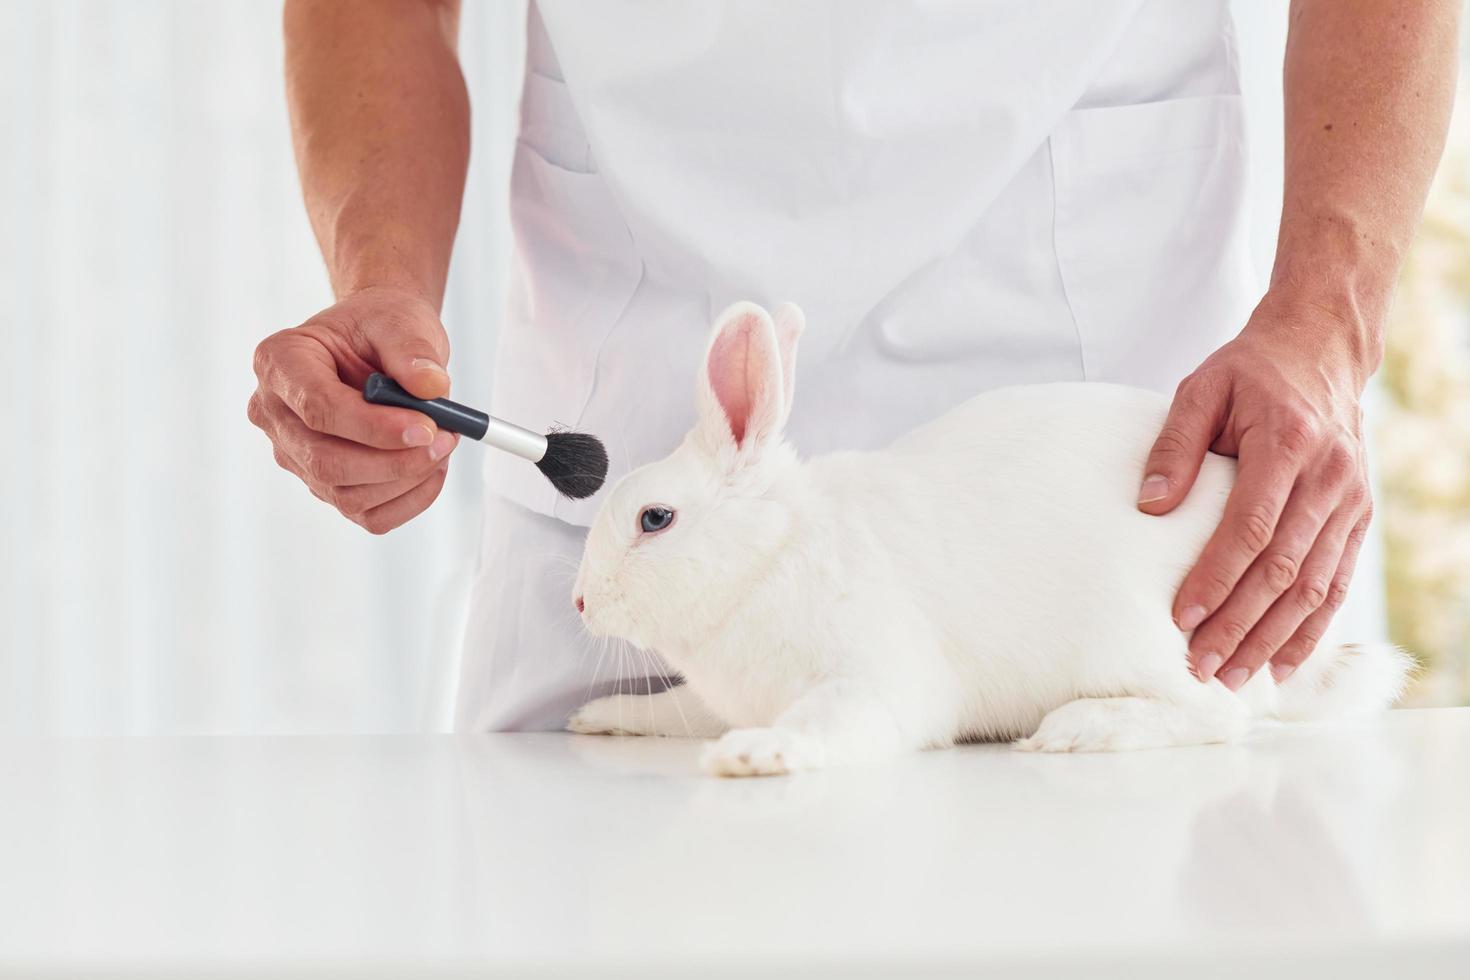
top-left (363, 373), bottom-right (609, 500)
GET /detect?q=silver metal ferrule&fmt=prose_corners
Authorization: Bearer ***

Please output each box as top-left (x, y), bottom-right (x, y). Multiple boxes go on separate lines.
top-left (481, 415), bottom-right (549, 463)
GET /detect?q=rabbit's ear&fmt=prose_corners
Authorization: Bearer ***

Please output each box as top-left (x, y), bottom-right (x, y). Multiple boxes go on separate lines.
top-left (696, 302), bottom-right (788, 459)
top-left (770, 302), bottom-right (804, 428)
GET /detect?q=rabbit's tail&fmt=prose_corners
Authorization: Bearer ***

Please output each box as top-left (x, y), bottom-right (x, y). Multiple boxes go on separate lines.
top-left (1269, 643), bottom-right (1417, 721)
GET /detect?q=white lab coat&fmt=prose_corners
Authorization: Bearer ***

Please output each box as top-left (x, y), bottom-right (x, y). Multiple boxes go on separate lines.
top-left (457, 0), bottom-right (1258, 730)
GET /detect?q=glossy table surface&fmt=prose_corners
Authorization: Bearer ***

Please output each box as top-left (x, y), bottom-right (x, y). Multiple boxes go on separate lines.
top-left (2, 709), bottom-right (1468, 978)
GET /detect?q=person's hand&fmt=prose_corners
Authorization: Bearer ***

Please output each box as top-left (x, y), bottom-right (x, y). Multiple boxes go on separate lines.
top-left (1136, 294), bottom-right (1376, 690)
top-left (248, 286), bottom-right (460, 534)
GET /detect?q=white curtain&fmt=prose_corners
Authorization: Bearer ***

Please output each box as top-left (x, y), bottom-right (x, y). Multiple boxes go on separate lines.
top-left (7, 1), bottom-right (1364, 734)
top-left (1, 0), bottom-right (526, 734)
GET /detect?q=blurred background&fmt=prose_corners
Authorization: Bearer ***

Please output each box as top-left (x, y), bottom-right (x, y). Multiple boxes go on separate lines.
top-left (2, 1), bottom-right (1466, 734)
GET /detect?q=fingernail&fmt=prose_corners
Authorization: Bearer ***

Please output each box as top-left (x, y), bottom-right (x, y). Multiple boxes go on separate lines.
top-left (1271, 662), bottom-right (1296, 684)
top-left (1220, 666), bottom-right (1249, 692)
top-left (1138, 474), bottom-right (1170, 505)
top-left (403, 424), bottom-right (434, 448)
top-left (1196, 651), bottom-right (1223, 681)
top-left (411, 357), bottom-right (449, 379)
top-left (428, 430), bottom-right (456, 462)
top-left (1178, 605), bottom-right (1208, 632)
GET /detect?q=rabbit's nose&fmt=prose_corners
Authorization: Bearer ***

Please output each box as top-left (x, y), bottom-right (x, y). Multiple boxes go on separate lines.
top-left (574, 595), bottom-right (586, 615)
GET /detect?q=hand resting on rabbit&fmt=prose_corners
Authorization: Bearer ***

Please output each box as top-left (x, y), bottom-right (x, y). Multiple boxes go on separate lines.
top-left (568, 302), bottom-right (1411, 777)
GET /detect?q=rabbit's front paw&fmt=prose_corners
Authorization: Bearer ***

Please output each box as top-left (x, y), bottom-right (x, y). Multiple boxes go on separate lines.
top-left (701, 727), bottom-right (823, 777)
top-left (567, 695), bottom-right (649, 736)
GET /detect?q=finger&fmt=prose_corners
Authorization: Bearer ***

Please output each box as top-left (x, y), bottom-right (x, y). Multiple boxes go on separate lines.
top-left (269, 442), bottom-right (366, 517)
top-left (246, 389), bottom-right (272, 435)
top-left (270, 439), bottom-right (312, 487)
top-left (352, 464), bottom-right (450, 535)
top-left (263, 392), bottom-right (458, 486)
top-left (1209, 503), bottom-right (1358, 690)
top-left (1187, 474), bottom-right (1337, 680)
top-left (1173, 428), bottom-right (1299, 633)
top-left (265, 409), bottom-right (455, 525)
top-left (1269, 509), bottom-right (1373, 683)
top-left (274, 434), bottom-right (450, 524)
top-left (255, 331), bottom-right (439, 449)
top-left (362, 302), bottom-right (452, 400)
top-left (260, 395), bottom-right (344, 498)
top-left (330, 466), bottom-right (454, 518)
top-left (1138, 373), bottom-right (1228, 515)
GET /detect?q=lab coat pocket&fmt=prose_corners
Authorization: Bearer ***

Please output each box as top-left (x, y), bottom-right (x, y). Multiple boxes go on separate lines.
top-left (1050, 93), bottom-right (1256, 391)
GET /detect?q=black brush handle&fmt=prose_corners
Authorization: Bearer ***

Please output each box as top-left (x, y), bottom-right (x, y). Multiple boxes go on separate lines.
top-left (363, 373), bottom-right (489, 441)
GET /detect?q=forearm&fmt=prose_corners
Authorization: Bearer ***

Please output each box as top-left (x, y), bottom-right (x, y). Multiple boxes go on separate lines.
top-left (284, 0), bottom-right (469, 308)
top-left (1267, 0), bottom-right (1459, 384)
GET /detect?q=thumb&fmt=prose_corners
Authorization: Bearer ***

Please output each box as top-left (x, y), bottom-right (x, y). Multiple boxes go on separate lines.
top-left (1138, 376), bottom-right (1225, 515)
top-left (372, 304), bottom-right (452, 400)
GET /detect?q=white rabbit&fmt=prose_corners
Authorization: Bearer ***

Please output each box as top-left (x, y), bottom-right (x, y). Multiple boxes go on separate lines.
top-left (568, 302), bottom-right (1412, 776)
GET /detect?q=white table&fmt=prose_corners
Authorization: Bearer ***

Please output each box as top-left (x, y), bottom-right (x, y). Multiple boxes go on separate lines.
top-left (1, 709), bottom-right (1467, 978)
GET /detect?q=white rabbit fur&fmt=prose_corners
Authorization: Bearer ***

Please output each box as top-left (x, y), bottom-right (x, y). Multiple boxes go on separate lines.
top-left (569, 302), bottom-right (1411, 776)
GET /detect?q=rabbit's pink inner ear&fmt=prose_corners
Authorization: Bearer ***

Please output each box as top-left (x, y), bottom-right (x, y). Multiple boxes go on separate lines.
top-left (706, 310), bottom-right (776, 448)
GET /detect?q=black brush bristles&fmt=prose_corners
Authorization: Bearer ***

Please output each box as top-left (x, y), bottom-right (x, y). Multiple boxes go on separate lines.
top-left (537, 430), bottom-right (610, 500)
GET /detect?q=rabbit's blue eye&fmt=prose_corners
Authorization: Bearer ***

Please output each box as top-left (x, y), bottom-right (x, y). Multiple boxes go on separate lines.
top-left (639, 506), bottom-right (675, 534)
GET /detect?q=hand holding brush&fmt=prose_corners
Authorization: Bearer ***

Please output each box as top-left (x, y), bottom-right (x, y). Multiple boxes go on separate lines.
top-left (250, 289), bottom-right (606, 534)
